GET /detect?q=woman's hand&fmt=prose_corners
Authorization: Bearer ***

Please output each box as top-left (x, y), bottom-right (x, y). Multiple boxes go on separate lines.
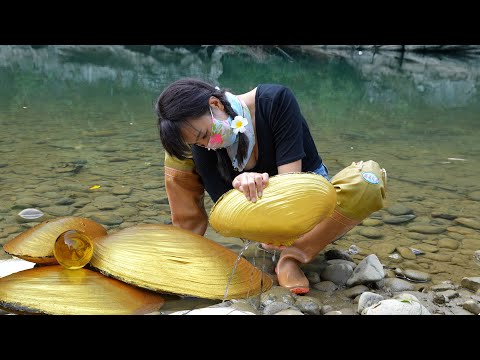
top-left (232, 172), bottom-right (269, 203)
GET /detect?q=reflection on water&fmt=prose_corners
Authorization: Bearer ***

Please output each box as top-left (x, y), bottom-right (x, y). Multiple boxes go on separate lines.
top-left (0, 45), bottom-right (479, 310)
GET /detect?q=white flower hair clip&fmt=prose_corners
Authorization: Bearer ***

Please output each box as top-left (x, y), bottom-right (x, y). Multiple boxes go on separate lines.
top-left (231, 115), bottom-right (248, 135)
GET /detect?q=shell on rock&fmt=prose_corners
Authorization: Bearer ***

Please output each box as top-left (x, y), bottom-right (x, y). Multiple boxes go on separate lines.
top-left (89, 224), bottom-right (273, 300)
top-left (209, 172), bottom-right (337, 247)
top-left (0, 265), bottom-right (165, 315)
top-left (2, 217), bottom-right (107, 264)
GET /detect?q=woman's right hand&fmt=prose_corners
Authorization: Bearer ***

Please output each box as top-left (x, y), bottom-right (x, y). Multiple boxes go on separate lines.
top-left (232, 172), bottom-right (269, 203)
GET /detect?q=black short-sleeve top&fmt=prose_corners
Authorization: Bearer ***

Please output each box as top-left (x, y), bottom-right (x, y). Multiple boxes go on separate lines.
top-left (192, 84), bottom-right (323, 202)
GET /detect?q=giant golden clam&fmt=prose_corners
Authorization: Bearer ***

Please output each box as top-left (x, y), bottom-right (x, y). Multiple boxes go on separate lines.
top-left (209, 172), bottom-right (337, 247)
top-left (0, 265), bottom-right (165, 315)
top-left (2, 217), bottom-right (107, 264)
top-left (89, 224), bottom-right (272, 300)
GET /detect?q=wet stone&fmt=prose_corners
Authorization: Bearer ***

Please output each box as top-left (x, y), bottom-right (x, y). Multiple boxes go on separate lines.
top-left (431, 212), bottom-right (457, 220)
top-left (403, 269), bottom-right (431, 282)
top-left (412, 243), bottom-right (438, 253)
top-left (431, 281), bottom-right (457, 292)
top-left (370, 243), bottom-right (396, 256)
top-left (386, 204), bottom-right (414, 216)
top-left (455, 217), bottom-right (480, 230)
top-left (55, 198), bottom-right (75, 206)
top-left (461, 277), bottom-right (480, 292)
top-left (42, 206), bottom-right (75, 216)
top-left (430, 218), bottom-right (453, 226)
top-left (93, 195), bottom-right (122, 210)
top-left (437, 238), bottom-right (459, 250)
top-left (324, 249), bottom-right (353, 262)
top-left (447, 226), bottom-right (477, 236)
top-left (384, 278), bottom-right (416, 291)
top-left (424, 253), bottom-right (452, 262)
top-left (294, 296), bottom-right (322, 315)
top-left (306, 271), bottom-right (321, 284)
top-left (341, 284), bottom-right (369, 299)
top-left (361, 218), bottom-right (384, 227)
top-left (462, 238), bottom-right (480, 250)
top-left (112, 185), bottom-right (133, 195)
top-left (407, 225), bottom-right (446, 234)
top-left (321, 263), bottom-right (354, 286)
top-left (358, 227), bottom-right (383, 239)
top-left (313, 281), bottom-right (338, 292)
top-left (383, 214), bottom-right (416, 224)
top-left (260, 286), bottom-right (296, 307)
top-left (407, 232), bottom-right (429, 240)
top-left (369, 211), bottom-right (384, 220)
top-left (447, 232), bottom-right (464, 241)
top-left (263, 301), bottom-right (292, 315)
top-left (468, 191), bottom-right (480, 201)
top-left (462, 300), bottom-right (480, 315)
top-left (396, 246), bottom-right (417, 260)
top-left (90, 213), bottom-right (124, 226)
top-left (326, 259), bottom-right (357, 269)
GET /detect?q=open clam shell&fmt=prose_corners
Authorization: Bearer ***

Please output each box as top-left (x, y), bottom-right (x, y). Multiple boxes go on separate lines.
top-left (209, 172), bottom-right (337, 247)
top-left (2, 217), bottom-right (107, 264)
top-left (0, 265), bottom-right (165, 315)
top-left (89, 224), bottom-right (272, 300)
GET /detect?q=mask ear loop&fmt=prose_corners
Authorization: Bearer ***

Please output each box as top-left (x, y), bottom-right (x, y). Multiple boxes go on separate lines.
top-left (206, 107), bottom-right (216, 151)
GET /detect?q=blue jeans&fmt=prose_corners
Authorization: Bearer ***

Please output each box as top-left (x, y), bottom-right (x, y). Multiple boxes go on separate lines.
top-left (312, 163), bottom-right (329, 181)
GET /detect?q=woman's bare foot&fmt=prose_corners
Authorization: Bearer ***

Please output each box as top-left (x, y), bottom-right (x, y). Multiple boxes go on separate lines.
top-left (261, 243), bottom-right (286, 251)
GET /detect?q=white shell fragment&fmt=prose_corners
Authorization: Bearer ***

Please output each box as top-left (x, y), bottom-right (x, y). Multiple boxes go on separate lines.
top-left (17, 208), bottom-right (44, 220)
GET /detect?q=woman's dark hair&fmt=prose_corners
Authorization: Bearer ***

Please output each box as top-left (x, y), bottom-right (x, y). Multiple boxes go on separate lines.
top-left (155, 78), bottom-right (249, 183)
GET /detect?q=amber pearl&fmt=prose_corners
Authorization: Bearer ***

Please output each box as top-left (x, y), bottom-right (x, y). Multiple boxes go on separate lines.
top-left (54, 230), bottom-right (94, 270)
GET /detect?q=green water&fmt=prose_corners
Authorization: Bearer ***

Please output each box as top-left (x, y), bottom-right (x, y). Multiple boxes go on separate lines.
top-left (0, 45), bottom-right (479, 312)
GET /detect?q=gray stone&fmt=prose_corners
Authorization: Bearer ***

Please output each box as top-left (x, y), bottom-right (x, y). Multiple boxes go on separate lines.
top-left (384, 278), bottom-right (415, 292)
top-left (386, 204), bottom-right (413, 216)
top-left (462, 300), bottom-right (480, 315)
top-left (468, 191), bottom-right (480, 201)
top-left (313, 281), bottom-right (338, 292)
top-left (321, 263), bottom-right (354, 286)
top-left (407, 225), bottom-right (446, 234)
top-left (455, 217), bottom-right (480, 230)
top-left (461, 277), bottom-right (480, 292)
top-left (357, 227), bottom-right (383, 239)
top-left (357, 292), bottom-right (384, 314)
top-left (346, 254), bottom-right (385, 287)
top-left (383, 214), bottom-right (416, 224)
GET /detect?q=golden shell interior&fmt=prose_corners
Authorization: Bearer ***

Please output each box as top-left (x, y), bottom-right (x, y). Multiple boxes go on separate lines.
top-left (2, 217), bottom-right (107, 264)
top-left (89, 224), bottom-right (272, 300)
top-left (0, 265), bottom-right (165, 315)
top-left (209, 172), bottom-right (337, 247)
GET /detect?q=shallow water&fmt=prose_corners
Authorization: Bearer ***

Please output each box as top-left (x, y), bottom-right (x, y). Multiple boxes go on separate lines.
top-left (0, 45), bottom-right (479, 312)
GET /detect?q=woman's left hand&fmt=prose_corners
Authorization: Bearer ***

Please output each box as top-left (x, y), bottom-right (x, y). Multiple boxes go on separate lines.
top-left (232, 172), bottom-right (269, 203)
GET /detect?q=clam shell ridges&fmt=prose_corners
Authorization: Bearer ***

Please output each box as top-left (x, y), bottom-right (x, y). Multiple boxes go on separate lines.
top-left (209, 172), bottom-right (337, 247)
top-left (90, 224), bottom-right (273, 300)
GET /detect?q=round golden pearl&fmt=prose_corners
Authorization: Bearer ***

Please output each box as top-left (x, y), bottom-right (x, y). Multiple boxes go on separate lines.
top-left (54, 230), bottom-right (94, 270)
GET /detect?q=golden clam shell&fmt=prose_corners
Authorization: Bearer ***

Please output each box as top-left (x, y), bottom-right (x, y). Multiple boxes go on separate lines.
top-left (89, 224), bottom-right (272, 300)
top-left (2, 217), bottom-right (107, 264)
top-left (0, 265), bottom-right (165, 315)
top-left (209, 172), bottom-right (337, 247)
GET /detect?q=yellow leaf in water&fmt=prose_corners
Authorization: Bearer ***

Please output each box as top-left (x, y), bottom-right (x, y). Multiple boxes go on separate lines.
top-left (89, 185), bottom-right (101, 190)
